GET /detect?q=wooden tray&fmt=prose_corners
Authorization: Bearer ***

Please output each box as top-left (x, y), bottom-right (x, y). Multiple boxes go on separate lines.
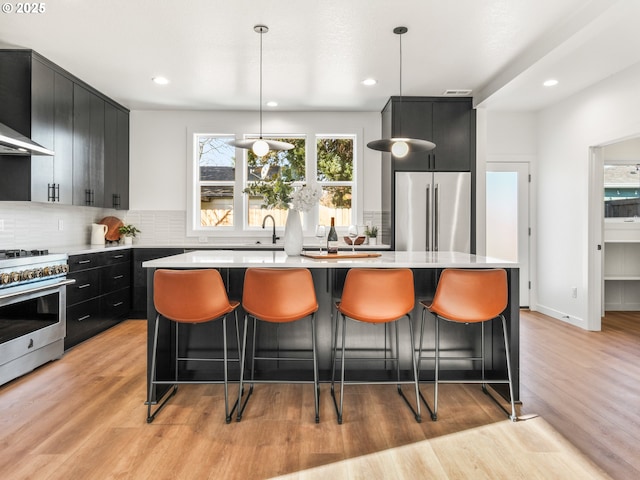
top-left (301, 251), bottom-right (381, 259)
top-left (99, 216), bottom-right (124, 241)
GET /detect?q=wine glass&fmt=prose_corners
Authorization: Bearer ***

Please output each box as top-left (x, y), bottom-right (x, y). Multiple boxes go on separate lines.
top-left (347, 225), bottom-right (358, 253)
top-left (315, 225), bottom-right (326, 253)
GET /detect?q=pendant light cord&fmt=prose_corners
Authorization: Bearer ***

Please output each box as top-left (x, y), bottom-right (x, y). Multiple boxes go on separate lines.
top-left (259, 27), bottom-right (263, 140)
top-left (398, 29), bottom-right (403, 135)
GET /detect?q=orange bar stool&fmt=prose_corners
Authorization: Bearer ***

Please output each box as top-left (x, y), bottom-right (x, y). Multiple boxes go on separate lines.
top-left (331, 268), bottom-right (421, 424)
top-left (237, 268), bottom-right (319, 423)
top-left (418, 268), bottom-right (517, 421)
top-left (147, 269), bottom-right (240, 424)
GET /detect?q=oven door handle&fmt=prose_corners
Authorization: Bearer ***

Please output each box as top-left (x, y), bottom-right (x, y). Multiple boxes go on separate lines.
top-left (0, 278), bottom-right (76, 301)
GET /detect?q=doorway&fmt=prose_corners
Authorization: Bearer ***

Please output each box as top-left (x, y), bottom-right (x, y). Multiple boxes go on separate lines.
top-left (486, 162), bottom-right (530, 307)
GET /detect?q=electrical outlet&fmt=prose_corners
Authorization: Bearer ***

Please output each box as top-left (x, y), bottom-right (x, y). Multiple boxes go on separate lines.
top-left (198, 236), bottom-right (208, 243)
top-left (58, 219), bottom-right (64, 231)
top-left (571, 287), bottom-right (577, 298)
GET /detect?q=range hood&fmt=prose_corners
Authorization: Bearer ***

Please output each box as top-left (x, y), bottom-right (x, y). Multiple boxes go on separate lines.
top-left (0, 122), bottom-right (54, 156)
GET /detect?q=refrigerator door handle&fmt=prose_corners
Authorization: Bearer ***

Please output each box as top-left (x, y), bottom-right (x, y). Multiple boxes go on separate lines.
top-left (426, 185), bottom-right (431, 251)
top-left (434, 183), bottom-right (439, 251)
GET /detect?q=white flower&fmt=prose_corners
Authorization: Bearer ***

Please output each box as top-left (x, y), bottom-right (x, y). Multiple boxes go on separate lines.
top-left (291, 182), bottom-right (322, 212)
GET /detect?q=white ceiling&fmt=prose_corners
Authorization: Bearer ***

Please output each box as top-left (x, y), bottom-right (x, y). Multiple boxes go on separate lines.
top-left (0, 0), bottom-right (638, 112)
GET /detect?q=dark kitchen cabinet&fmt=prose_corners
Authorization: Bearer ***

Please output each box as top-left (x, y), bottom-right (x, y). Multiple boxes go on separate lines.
top-left (379, 96), bottom-right (476, 247)
top-left (65, 249), bottom-right (131, 350)
top-left (0, 51), bottom-right (73, 203)
top-left (73, 85), bottom-right (105, 207)
top-left (381, 96), bottom-right (475, 172)
top-left (132, 248), bottom-right (184, 315)
top-left (0, 49), bottom-right (129, 207)
top-left (104, 103), bottom-right (130, 209)
top-left (52, 72), bottom-right (74, 204)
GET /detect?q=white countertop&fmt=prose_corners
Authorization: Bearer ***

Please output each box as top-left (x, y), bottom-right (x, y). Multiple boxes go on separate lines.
top-left (55, 242), bottom-right (390, 256)
top-left (142, 250), bottom-right (517, 269)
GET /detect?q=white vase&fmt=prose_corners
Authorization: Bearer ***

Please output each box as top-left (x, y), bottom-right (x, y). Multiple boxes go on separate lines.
top-left (284, 209), bottom-right (303, 256)
top-left (123, 236), bottom-right (133, 246)
top-left (369, 237), bottom-right (377, 246)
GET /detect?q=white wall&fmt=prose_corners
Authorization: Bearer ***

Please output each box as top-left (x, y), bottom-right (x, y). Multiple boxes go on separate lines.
top-left (535, 61), bottom-right (640, 329)
top-left (476, 110), bottom-right (537, 266)
top-left (129, 110), bottom-right (381, 212)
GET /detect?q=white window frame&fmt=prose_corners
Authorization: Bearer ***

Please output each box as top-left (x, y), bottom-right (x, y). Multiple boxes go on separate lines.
top-left (315, 134), bottom-right (357, 229)
top-left (187, 130), bottom-right (359, 238)
top-left (242, 134), bottom-right (308, 231)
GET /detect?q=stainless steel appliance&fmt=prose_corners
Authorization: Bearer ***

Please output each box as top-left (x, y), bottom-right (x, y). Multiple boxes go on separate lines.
top-left (0, 250), bottom-right (74, 386)
top-left (0, 121), bottom-right (55, 156)
top-left (395, 171), bottom-right (471, 252)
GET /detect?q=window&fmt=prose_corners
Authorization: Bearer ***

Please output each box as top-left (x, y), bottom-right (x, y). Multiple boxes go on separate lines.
top-left (189, 131), bottom-right (358, 235)
top-left (604, 163), bottom-right (640, 218)
top-left (317, 136), bottom-right (355, 227)
top-left (196, 135), bottom-right (236, 228)
top-left (245, 137), bottom-right (306, 227)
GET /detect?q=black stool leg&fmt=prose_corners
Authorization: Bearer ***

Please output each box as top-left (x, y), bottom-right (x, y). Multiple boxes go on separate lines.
top-left (501, 315), bottom-right (517, 421)
top-left (147, 314), bottom-right (178, 423)
top-left (236, 314), bottom-right (250, 421)
top-left (311, 313), bottom-right (319, 423)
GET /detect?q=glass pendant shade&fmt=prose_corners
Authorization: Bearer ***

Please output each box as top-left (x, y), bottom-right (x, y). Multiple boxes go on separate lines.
top-left (251, 139), bottom-right (269, 157)
top-left (391, 140), bottom-right (409, 158)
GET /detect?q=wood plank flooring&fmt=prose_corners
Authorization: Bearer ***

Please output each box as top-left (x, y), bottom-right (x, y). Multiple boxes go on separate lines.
top-left (0, 311), bottom-right (635, 479)
top-left (519, 310), bottom-right (640, 480)
top-left (272, 416), bottom-right (608, 480)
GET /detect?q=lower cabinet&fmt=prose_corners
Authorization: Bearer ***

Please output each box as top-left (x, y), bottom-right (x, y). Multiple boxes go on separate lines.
top-left (65, 249), bottom-right (131, 349)
top-left (131, 248), bottom-right (183, 315)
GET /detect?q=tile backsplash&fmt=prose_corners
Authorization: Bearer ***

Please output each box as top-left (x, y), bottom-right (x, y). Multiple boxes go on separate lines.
top-left (0, 203), bottom-right (383, 249)
top-left (0, 202), bottom-right (119, 249)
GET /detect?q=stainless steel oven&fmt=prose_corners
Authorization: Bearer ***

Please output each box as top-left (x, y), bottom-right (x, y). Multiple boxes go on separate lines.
top-left (0, 251), bottom-right (74, 386)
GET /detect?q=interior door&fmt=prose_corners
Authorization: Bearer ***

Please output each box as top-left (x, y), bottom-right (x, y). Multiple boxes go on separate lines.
top-left (486, 163), bottom-right (530, 307)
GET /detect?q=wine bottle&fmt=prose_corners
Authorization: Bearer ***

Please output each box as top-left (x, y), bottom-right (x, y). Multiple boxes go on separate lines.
top-left (327, 217), bottom-right (338, 254)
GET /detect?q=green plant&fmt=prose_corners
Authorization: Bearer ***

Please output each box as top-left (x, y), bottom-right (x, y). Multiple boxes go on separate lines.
top-left (118, 224), bottom-right (141, 238)
top-left (243, 176), bottom-right (294, 210)
top-left (365, 225), bottom-right (378, 238)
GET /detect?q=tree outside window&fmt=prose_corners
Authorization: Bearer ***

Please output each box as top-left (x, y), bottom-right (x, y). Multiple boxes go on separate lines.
top-left (317, 137), bottom-right (354, 226)
top-left (245, 137), bottom-right (306, 227)
top-left (191, 133), bottom-right (357, 233)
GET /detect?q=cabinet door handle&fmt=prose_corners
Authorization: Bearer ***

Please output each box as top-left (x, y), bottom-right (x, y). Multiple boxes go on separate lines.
top-left (77, 314), bottom-right (91, 322)
top-left (78, 260), bottom-right (91, 265)
top-left (113, 275), bottom-right (124, 280)
top-left (112, 301), bottom-right (124, 307)
top-left (113, 255), bottom-right (124, 259)
top-left (78, 283), bottom-right (91, 289)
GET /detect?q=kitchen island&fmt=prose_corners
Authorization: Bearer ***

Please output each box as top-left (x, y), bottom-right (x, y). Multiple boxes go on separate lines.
top-left (143, 250), bottom-right (519, 403)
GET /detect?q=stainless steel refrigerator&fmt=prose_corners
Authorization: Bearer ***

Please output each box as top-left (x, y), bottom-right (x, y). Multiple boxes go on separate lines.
top-left (395, 171), bottom-right (471, 252)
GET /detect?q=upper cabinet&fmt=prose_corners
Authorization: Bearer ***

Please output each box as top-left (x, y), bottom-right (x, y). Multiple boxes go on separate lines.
top-left (381, 96), bottom-right (475, 172)
top-left (73, 84), bottom-right (105, 207)
top-left (103, 104), bottom-right (130, 210)
top-left (0, 50), bottom-right (129, 208)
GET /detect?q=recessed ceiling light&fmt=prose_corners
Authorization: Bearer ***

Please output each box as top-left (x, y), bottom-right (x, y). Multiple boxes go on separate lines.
top-left (362, 78), bottom-right (377, 86)
top-left (266, 101), bottom-right (278, 107)
top-left (152, 76), bottom-right (170, 85)
top-left (543, 79), bottom-right (558, 87)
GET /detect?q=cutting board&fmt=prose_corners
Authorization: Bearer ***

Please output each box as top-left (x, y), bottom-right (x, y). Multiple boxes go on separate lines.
top-left (301, 251), bottom-right (382, 259)
top-left (99, 216), bottom-right (124, 241)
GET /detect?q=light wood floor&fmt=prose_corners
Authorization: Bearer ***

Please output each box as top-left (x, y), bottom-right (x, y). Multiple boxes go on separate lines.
top-left (0, 311), bottom-right (635, 479)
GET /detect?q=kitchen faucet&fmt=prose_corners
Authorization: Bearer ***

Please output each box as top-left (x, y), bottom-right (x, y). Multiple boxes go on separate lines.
top-left (262, 215), bottom-right (278, 244)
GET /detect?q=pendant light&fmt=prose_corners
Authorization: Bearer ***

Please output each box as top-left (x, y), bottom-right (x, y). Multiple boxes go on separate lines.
top-left (229, 25), bottom-right (293, 156)
top-left (367, 26), bottom-right (435, 158)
